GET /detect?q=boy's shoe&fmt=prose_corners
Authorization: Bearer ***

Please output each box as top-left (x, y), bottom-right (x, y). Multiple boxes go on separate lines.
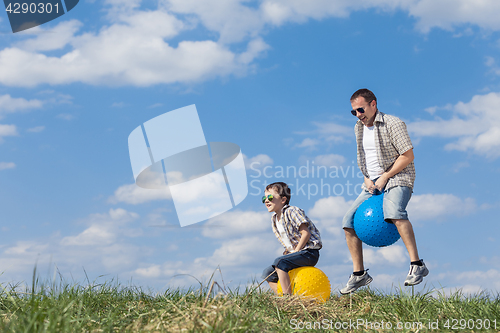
top-left (340, 270), bottom-right (373, 294)
top-left (404, 260), bottom-right (429, 286)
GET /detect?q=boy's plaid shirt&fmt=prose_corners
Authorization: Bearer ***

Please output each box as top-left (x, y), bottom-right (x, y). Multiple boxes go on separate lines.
top-left (355, 110), bottom-right (416, 190)
top-left (271, 205), bottom-right (322, 251)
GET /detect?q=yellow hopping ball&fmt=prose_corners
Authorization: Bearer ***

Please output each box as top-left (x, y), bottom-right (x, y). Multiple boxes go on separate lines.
top-left (276, 266), bottom-right (331, 303)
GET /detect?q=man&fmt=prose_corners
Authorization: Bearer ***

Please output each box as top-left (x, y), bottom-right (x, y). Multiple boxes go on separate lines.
top-left (340, 88), bottom-right (428, 294)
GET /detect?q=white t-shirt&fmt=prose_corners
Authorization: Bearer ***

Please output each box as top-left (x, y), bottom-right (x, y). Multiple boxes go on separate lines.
top-left (276, 215), bottom-right (294, 252)
top-left (363, 125), bottom-right (384, 180)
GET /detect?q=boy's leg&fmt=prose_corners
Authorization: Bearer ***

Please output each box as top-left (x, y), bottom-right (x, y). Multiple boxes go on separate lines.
top-left (272, 249), bottom-right (320, 294)
top-left (276, 269), bottom-right (291, 294)
top-left (261, 265), bottom-right (279, 294)
top-left (267, 281), bottom-right (278, 294)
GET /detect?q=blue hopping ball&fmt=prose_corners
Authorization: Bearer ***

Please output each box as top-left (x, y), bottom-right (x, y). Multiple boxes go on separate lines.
top-left (353, 192), bottom-right (400, 247)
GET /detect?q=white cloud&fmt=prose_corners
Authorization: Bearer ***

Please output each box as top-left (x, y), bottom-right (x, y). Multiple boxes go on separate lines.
top-left (313, 154), bottom-right (346, 167)
top-left (0, 162), bottom-right (15, 170)
top-left (363, 245), bottom-right (408, 266)
top-left (407, 193), bottom-right (477, 222)
top-left (4, 241), bottom-right (48, 255)
top-left (56, 114), bottom-right (75, 121)
top-left (260, 0), bottom-right (500, 34)
top-left (409, 92), bottom-right (500, 158)
top-left (165, 0), bottom-right (500, 44)
top-left (164, 0), bottom-right (265, 44)
top-left (61, 208), bottom-right (140, 246)
top-left (134, 264), bottom-right (162, 278)
top-left (1, 1), bottom-right (496, 88)
top-left (15, 20), bottom-right (83, 52)
top-left (0, 241), bottom-right (51, 274)
top-left (109, 183), bottom-right (171, 204)
top-left (202, 210), bottom-right (270, 238)
top-left (0, 208), bottom-right (148, 281)
top-left (0, 124), bottom-right (18, 143)
top-left (111, 102), bottom-right (127, 108)
top-left (196, 235), bottom-right (278, 268)
top-left (296, 138), bottom-right (320, 149)
top-left (309, 196), bottom-right (353, 236)
top-left (0, 9), bottom-right (268, 87)
top-left (297, 122), bottom-right (352, 148)
top-left (244, 153), bottom-right (273, 170)
top-left (0, 94), bottom-right (43, 119)
top-left (27, 126), bottom-right (45, 133)
top-left (409, 0), bottom-right (500, 32)
top-left (436, 268), bottom-right (500, 292)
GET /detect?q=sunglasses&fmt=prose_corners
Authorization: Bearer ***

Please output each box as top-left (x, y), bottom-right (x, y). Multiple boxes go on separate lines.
top-left (262, 194), bottom-right (274, 203)
top-left (351, 107), bottom-right (365, 116)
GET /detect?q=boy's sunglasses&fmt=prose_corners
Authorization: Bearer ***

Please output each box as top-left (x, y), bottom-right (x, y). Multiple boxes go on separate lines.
top-left (351, 107), bottom-right (365, 116)
top-left (262, 194), bottom-right (274, 203)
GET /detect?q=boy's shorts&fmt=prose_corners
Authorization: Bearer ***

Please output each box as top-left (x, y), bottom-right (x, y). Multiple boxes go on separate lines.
top-left (262, 249), bottom-right (320, 283)
top-left (342, 186), bottom-right (412, 229)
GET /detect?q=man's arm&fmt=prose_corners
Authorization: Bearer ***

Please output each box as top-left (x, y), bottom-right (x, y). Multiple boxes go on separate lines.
top-left (374, 149), bottom-right (414, 191)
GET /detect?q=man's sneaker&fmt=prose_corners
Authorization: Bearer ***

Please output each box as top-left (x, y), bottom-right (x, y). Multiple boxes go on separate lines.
top-left (340, 270), bottom-right (373, 294)
top-left (404, 260), bottom-right (429, 286)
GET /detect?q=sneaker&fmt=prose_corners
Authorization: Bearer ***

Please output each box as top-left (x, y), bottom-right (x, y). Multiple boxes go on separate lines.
top-left (340, 270), bottom-right (373, 294)
top-left (404, 260), bottom-right (429, 286)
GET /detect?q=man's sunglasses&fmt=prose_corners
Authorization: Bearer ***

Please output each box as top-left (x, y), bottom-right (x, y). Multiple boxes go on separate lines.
top-left (351, 107), bottom-right (365, 116)
top-left (262, 194), bottom-right (274, 203)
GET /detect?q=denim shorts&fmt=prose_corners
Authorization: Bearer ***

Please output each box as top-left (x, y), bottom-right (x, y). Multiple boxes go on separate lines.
top-left (342, 186), bottom-right (412, 229)
top-left (261, 249), bottom-right (320, 283)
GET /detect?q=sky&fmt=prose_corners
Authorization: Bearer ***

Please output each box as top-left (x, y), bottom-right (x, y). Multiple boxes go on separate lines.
top-left (0, 0), bottom-right (499, 295)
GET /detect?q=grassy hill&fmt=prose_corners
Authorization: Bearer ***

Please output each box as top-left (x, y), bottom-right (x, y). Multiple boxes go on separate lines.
top-left (0, 275), bottom-right (499, 332)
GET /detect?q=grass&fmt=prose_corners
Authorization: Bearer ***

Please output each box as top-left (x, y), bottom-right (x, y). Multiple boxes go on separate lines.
top-left (0, 271), bottom-right (499, 332)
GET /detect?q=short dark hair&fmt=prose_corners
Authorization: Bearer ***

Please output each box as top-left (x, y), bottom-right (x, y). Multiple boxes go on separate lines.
top-left (350, 88), bottom-right (377, 104)
top-left (265, 182), bottom-right (291, 205)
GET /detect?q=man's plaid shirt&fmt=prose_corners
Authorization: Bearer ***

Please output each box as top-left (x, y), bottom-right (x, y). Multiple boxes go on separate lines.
top-left (271, 205), bottom-right (322, 251)
top-left (355, 111), bottom-right (416, 190)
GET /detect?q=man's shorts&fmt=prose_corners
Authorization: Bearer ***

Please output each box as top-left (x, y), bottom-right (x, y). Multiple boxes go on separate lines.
top-left (261, 249), bottom-right (319, 283)
top-left (342, 186), bottom-right (412, 229)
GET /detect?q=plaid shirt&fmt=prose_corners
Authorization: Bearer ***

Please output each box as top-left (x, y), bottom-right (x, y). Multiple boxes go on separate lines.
top-left (271, 205), bottom-right (322, 251)
top-left (355, 111), bottom-right (416, 190)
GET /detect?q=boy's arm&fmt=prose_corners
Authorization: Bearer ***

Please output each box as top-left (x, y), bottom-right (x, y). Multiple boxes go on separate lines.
top-left (292, 223), bottom-right (311, 253)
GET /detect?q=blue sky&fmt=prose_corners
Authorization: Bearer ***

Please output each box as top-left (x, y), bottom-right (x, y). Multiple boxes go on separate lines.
top-left (0, 0), bottom-right (499, 294)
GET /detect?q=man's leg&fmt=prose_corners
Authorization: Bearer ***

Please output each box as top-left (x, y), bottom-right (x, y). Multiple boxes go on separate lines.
top-left (384, 185), bottom-right (430, 287)
top-left (344, 227), bottom-right (364, 272)
top-left (340, 228), bottom-right (372, 294)
top-left (393, 219), bottom-right (419, 262)
top-left (340, 190), bottom-right (374, 294)
top-left (392, 218), bottom-right (429, 285)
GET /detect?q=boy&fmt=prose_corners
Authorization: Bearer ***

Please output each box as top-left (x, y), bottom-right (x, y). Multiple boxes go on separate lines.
top-left (261, 182), bottom-right (322, 294)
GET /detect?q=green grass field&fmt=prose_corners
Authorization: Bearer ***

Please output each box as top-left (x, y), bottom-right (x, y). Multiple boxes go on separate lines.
top-left (1, 271), bottom-right (499, 332)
